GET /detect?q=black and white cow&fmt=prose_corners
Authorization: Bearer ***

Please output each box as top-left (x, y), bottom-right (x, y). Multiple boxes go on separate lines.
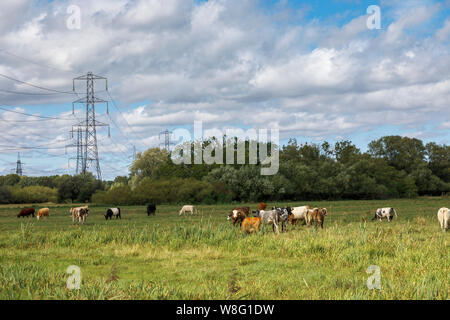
top-left (147, 203), bottom-right (156, 216)
top-left (105, 208), bottom-right (121, 220)
top-left (272, 206), bottom-right (291, 232)
top-left (372, 207), bottom-right (398, 222)
top-left (258, 209), bottom-right (280, 234)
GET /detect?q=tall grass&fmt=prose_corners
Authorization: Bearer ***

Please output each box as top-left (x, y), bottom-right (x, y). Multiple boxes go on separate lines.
top-left (0, 199), bottom-right (448, 299)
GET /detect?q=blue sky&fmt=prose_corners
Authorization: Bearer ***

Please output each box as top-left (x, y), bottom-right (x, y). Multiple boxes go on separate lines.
top-left (0, 0), bottom-right (449, 179)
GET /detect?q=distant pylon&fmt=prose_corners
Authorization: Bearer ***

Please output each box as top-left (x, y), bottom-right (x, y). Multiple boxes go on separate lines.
top-left (159, 129), bottom-right (174, 152)
top-left (67, 126), bottom-right (84, 174)
top-left (16, 153), bottom-right (23, 176)
top-left (72, 72), bottom-right (110, 180)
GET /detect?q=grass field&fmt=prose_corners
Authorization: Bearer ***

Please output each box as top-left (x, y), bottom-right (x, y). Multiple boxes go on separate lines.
top-left (0, 198), bottom-right (448, 300)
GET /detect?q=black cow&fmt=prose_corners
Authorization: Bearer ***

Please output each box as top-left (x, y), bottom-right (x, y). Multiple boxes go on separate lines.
top-left (105, 208), bottom-right (121, 220)
top-left (147, 203), bottom-right (156, 216)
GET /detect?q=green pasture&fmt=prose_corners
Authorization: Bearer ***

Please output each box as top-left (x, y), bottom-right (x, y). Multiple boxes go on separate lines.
top-left (0, 198), bottom-right (448, 300)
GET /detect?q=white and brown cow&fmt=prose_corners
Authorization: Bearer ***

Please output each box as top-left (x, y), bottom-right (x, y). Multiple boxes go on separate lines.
top-left (289, 205), bottom-right (310, 225)
top-left (70, 206), bottom-right (89, 224)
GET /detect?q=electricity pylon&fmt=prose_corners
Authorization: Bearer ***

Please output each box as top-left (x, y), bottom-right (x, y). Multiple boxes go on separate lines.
top-left (159, 129), bottom-right (174, 152)
top-left (72, 72), bottom-right (110, 180)
top-left (16, 153), bottom-right (23, 176)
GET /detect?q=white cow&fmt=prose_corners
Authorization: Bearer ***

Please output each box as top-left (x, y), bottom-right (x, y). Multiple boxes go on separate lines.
top-left (437, 207), bottom-right (449, 231)
top-left (372, 207), bottom-right (398, 222)
top-left (179, 205), bottom-right (195, 216)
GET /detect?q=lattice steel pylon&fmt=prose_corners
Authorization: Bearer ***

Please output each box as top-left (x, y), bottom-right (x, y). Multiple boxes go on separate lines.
top-left (16, 153), bottom-right (23, 176)
top-left (67, 127), bottom-right (84, 174)
top-left (72, 72), bottom-right (110, 180)
top-left (159, 129), bottom-right (174, 152)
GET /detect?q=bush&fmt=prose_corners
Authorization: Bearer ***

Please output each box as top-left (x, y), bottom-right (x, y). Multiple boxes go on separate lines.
top-left (0, 186), bottom-right (12, 204)
top-left (8, 186), bottom-right (58, 204)
top-left (91, 178), bottom-right (231, 205)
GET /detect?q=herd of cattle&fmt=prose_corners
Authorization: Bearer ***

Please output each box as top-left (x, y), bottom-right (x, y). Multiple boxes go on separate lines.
top-left (14, 203), bottom-right (450, 232)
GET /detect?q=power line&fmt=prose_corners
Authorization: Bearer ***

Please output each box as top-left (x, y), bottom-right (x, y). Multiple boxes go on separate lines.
top-left (0, 106), bottom-right (71, 121)
top-left (106, 90), bottom-right (147, 147)
top-left (0, 88), bottom-right (66, 96)
top-left (0, 72), bottom-right (76, 95)
top-left (0, 49), bottom-right (76, 74)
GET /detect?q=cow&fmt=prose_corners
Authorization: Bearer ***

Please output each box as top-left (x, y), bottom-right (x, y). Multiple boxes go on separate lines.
top-left (105, 208), bottom-right (121, 220)
top-left (372, 207), bottom-right (398, 222)
top-left (147, 203), bottom-right (156, 216)
top-left (17, 208), bottom-right (35, 218)
top-left (307, 208), bottom-right (327, 229)
top-left (437, 207), bottom-right (449, 231)
top-left (257, 202), bottom-right (267, 211)
top-left (70, 206), bottom-right (89, 224)
top-left (241, 217), bottom-right (262, 234)
top-left (288, 205), bottom-right (310, 225)
top-left (234, 206), bottom-right (250, 216)
top-left (272, 206), bottom-right (291, 232)
top-left (36, 208), bottom-right (49, 220)
top-left (179, 205), bottom-right (195, 215)
top-left (227, 207), bottom-right (250, 226)
top-left (258, 209), bottom-right (280, 234)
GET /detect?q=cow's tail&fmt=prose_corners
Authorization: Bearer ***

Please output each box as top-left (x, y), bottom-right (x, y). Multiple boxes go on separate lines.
top-left (393, 208), bottom-right (398, 219)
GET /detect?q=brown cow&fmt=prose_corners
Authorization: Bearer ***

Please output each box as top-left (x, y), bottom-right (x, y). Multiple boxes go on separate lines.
top-left (227, 207), bottom-right (250, 226)
top-left (37, 208), bottom-right (50, 220)
top-left (17, 208), bottom-right (35, 218)
top-left (257, 202), bottom-right (267, 211)
top-left (241, 217), bottom-right (262, 234)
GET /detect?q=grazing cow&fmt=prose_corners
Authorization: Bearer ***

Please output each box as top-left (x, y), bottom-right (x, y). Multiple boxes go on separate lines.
top-left (272, 207), bottom-right (291, 232)
top-left (147, 203), bottom-right (156, 216)
top-left (227, 208), bottom-right (248, 226)
top-left (241, 217), bottom-right (262, 234)
top-left (179, 205), bottom-right (195, 216)
top-left (17, 208), bottom-right (35, 218)
top-left (258, 210), bottom-right (280, 234)
top-left (234, 206), bottom-right (250, 216)
top-left (70, 206), bottom-right (89, 224)
top-left (372, 207), bottom-right (398, 222)
top-left (105, 208), bottom-right (121, 220)
top-left (307, 208), bottom-right (327, 229)
top-left (288, 205), bottom-right (310, 225)
top-left (437, 207), bottom-right (449, 231)
top-left (36, 208), bottom-right (49, 220)
top-left (257, 202), bottom-right (267, 211)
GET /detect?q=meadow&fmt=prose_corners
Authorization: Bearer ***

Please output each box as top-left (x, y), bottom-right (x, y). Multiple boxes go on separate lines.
top-left (0, 198), bottom-right (448, 300)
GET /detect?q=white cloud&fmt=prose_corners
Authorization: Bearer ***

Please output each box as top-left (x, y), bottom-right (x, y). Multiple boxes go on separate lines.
top-left (0, 0), bottom-right (449, 179)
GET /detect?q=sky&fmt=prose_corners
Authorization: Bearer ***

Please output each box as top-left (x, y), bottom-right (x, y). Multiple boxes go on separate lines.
top-left (0, 0), bottom-right (449, 180)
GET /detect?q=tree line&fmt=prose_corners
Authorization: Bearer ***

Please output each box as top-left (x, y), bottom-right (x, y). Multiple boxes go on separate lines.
top-left (0, 136), bottom-right (449, 205)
